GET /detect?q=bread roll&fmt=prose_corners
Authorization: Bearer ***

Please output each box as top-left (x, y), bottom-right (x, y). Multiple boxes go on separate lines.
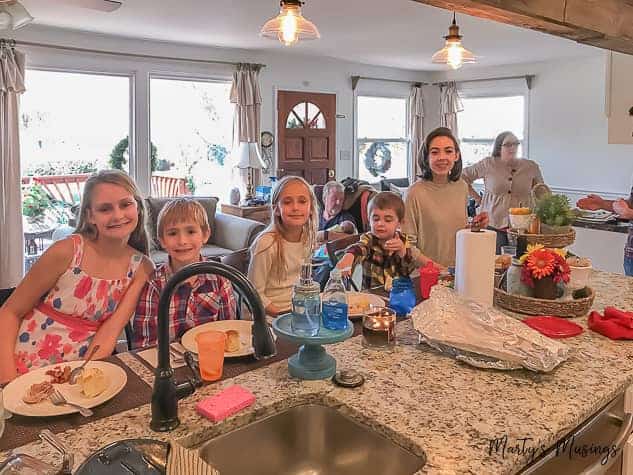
top-left (224, 330), bottom-right (241, 353)
top-left (78, 367), bottom-right (107, 398)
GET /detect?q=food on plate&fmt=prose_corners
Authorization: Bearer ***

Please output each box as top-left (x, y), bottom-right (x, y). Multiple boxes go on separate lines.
top-left (45, 365), bottom-right (71, 384)
top-left (23, 381), bottom-right (54, 404)
top-left (349, 295), bottom-right (371, 315)
top-left (77, 367), bottom-right (107, 398)
top-left (224, 330), bottom-right (241, 353)
top-left (509, 207), bottom-right (531, 215)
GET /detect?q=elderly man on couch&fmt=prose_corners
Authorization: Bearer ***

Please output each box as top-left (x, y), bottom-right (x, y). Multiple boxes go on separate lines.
top-left (314, 181), bottom-right (357, 288)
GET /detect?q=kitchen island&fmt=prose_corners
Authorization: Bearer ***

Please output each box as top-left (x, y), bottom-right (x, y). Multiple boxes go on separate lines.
top-left (3, 270), bottom-right (633, 474)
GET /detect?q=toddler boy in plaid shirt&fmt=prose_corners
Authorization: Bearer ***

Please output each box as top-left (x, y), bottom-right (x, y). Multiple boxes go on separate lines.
top-left (336, 191), bottom-right (436, 289)
top-left (131, 198), bottom-right (236, 349)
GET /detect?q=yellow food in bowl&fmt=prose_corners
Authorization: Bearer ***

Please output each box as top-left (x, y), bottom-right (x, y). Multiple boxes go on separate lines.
top-left (509, 207), bottom-right (531, 215)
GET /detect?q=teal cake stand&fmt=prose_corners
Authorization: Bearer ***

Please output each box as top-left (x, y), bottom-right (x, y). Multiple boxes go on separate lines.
top-left (272, 314), bottom-right (353, 380)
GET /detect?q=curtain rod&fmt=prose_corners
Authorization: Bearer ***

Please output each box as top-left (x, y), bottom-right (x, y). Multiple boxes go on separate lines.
top-left (434, 74), bottom-right (535, 89)
top-left (0, 38), bottom-right (266, 68)
top-left (351, 75), bottom-right (428, 90)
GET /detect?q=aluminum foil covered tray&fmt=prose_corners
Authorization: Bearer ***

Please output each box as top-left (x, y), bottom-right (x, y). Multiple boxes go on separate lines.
top-left (411, 286), bottom-right (570, 372)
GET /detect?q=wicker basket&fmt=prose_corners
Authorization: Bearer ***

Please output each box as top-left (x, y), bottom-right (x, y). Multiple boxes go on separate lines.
top-left (507, 227), bottom-right (575, 248)
top-left (494, 286), bottom-right (594, 318)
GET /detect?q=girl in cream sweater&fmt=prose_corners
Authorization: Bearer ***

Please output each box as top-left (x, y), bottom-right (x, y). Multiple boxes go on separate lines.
top-left (248, 176), bottom-right (319, 316)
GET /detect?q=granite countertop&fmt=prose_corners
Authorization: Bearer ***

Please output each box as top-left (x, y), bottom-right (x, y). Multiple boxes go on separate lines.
top-left (4, 270), bottom-right (633, 474)
top-left (573, 219), bottom-right (631, 234)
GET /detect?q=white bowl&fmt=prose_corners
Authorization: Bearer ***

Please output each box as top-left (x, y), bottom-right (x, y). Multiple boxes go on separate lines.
top-left (509, 213), bottom-right (532, 230)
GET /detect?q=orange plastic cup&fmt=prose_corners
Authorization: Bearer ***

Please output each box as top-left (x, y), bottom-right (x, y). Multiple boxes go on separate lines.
top-left (195, 331), bottom-right (226, 381)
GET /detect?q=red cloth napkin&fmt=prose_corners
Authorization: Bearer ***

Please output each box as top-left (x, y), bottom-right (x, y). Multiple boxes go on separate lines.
top-left (604, 307), bottom-right (633, 329)
top-left (588, 309), bottom-right (633, 340)
top-left (419, 262), bottom-right (440, 299)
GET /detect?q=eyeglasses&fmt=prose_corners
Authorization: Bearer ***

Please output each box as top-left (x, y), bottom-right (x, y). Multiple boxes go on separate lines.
top-left (502, 142), bottom-right (520, 148)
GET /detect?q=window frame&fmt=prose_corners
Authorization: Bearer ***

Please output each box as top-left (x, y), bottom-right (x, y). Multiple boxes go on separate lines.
top-left (21, 66), bottom-right (135, 176)
top-left (457, 88), bottom-right (530, 168)
top-left (354, 93), bottom-right (411, 181)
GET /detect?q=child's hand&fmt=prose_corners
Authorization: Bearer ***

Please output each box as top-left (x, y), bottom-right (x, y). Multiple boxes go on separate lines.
top-left (336, 253), bottom-right (355, 277)
top-left (384, 237), bottom-right (406, 257)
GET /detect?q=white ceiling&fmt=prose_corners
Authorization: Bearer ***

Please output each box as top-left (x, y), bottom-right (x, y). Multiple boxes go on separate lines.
top-left (18, 0), bottom-right (598, 70)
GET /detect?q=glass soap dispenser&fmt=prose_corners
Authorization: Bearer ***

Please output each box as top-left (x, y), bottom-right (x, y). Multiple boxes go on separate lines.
top-left (291, 261), bottom-right (321, 337)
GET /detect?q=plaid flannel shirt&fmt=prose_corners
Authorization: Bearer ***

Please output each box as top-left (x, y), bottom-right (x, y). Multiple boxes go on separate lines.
top-left (626, 186), bottom-right (633, 259)
top-left (131, 257), bottom-right (237, 349)
top-left (345, 231), bottom-right (418, 289)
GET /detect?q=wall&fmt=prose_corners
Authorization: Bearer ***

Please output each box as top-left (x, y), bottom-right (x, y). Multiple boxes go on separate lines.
top-left (8, 25), bottom-right (432, 193)
top-left (432, 54), bottom-right (633, 201)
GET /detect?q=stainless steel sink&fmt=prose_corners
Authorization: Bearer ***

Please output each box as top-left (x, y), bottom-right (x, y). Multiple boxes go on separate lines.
top-left (198, 403), bottom-right (426, 475)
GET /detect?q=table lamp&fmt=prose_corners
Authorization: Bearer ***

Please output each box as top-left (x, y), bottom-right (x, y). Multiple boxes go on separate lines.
top-left (234, 142), bottom-right (267, 202)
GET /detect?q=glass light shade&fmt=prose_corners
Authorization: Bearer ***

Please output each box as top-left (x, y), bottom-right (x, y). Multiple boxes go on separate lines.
top-left (233, 142), bottom-right (266, 170)
top-left (431, 39), bottom-right (476, 70)
top-left (0, 2), bottom-right (33, 30)
top-left (260, 2), bottom-right (320, 46)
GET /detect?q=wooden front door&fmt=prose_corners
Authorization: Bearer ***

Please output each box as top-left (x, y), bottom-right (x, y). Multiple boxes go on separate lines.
top-left (277, 91), bottom-right (336, 185)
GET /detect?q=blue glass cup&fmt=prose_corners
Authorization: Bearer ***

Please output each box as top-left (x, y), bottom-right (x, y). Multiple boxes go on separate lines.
top-left (389, 277), bottom-right (416, 318)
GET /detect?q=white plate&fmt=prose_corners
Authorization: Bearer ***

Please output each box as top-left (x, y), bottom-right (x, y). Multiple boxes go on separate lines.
top-left (344, 292), bottom-right (387, 319)
top-left (181, 320), bottom-right (256, 358)
top-left (4, 360), bottom-right (127, 417)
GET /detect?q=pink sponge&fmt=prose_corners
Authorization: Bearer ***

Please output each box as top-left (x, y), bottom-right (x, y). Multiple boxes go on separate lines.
top-left (196, 385), bottom-right (256, 422)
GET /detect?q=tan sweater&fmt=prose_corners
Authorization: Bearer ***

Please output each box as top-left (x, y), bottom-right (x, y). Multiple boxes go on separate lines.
top-left (402, 179), bottom-right (468, 267)
top-left (248, 232), bottom-right (307, 311)
top-left (462, 157), bottom-right (544, 228)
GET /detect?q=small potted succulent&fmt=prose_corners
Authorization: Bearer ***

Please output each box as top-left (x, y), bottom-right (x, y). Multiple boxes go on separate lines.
top-left (520, 245), bottom-right (570, 299)
top-left (534, 193), bottom-right (577, 234)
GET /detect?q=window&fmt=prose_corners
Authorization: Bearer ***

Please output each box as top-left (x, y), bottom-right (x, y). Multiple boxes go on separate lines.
top-left (458, 95), bottom-right (526, 167)
top-left (286, 102), bottom-right (326, 129)
top-left (19, 70), bottom-right (130, 271)
top-left (356, 96), bottom-right (409, 182)
top-left (150, 77), bottom-right (233, 202)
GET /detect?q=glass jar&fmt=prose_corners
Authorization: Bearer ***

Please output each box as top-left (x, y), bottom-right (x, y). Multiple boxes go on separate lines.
top-left (389, 277), bottom-right (416, 318)
top-left (506, 258), bottom-right (533, 297)
top-left (362, 307), bottom-right (396, 348)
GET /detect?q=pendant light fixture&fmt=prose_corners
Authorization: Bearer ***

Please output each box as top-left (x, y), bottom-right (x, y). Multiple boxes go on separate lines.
top-left (260, 0), bottom-right (320, 46)
top-left (431, 12), bottom-right (476, 70)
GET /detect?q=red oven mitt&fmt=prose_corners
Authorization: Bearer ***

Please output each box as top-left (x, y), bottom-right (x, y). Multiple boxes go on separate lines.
top-left (588, 311), bottom-right (633, 340)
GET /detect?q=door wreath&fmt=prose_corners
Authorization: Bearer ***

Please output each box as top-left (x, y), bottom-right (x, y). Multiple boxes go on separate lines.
top-left (363, 142), bottom-right (392, 177)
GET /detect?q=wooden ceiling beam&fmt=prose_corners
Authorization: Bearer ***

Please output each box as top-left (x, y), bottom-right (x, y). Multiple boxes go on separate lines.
top-left (411, 0), bottom-right (633, 55)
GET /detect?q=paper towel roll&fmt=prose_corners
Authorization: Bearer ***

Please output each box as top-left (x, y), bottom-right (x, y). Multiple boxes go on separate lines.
top-left (454, 228), bottom-right (496, 306)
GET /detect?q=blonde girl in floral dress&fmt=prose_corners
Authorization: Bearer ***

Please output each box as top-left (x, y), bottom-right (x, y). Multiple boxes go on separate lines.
top-left (0, 170), bottom-right (154, 383)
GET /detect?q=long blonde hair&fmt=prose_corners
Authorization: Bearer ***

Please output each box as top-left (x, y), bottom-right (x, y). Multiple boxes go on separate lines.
top-left (74, 169), bottom-right (150, 255)
top-left (256, 175), bottom-right (318, 281)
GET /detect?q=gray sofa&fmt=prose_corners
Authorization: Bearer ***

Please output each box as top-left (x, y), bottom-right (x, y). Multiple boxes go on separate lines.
top-left (144, 196), bottom-right (266, 265)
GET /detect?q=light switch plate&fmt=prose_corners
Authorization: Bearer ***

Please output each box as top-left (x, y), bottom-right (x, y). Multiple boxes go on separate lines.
top-left (340, 150), bottom-right (351, 161)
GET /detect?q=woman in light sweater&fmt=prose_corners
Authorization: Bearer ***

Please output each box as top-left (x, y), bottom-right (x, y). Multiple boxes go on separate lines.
top-left (248, 175), bottom-right (318, 316)
top-left (403, 127), bottom-right (488, 267)
top-left (462, 131), bottom-right (544, 250)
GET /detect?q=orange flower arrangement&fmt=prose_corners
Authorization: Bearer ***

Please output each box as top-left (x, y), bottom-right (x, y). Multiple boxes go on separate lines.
top-left (520, 245), bottom-right (570, 287)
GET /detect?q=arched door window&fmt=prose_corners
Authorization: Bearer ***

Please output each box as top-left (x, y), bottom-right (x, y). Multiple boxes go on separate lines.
top-left (285, 101), bottom-right (326, 129)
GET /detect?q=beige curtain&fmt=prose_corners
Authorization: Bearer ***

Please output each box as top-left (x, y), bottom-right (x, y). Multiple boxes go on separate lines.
top-left (439, 81), bottom-right (463, 136)
top-left (230, 63), bottom-right (263, 192)
top-left (0, 45), bottom-right (25, 288)
top-left (408, 84), bottom-right (424, 178)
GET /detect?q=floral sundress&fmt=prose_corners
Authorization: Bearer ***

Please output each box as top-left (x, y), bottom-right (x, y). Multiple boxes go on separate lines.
top-left (14, 234), bottom-right (143, 374)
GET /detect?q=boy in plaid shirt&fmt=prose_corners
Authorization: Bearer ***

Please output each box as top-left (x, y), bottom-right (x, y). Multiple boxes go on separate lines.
top-left (336, 191), bottom-right (436, 289)
top-left (131, 198), bottom-right (236, 349)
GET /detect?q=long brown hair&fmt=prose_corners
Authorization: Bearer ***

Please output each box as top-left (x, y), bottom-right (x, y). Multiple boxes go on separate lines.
top-left (74, 170), bottom-right (150, 255)
top-left (255, 175), bottom-right (318, 281)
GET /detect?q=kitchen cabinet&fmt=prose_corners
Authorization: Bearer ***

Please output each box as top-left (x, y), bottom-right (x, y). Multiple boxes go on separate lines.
top-left (607, 52), bottom-right (633, 144)
top-left (570, 225), bottom-right (628, 274)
